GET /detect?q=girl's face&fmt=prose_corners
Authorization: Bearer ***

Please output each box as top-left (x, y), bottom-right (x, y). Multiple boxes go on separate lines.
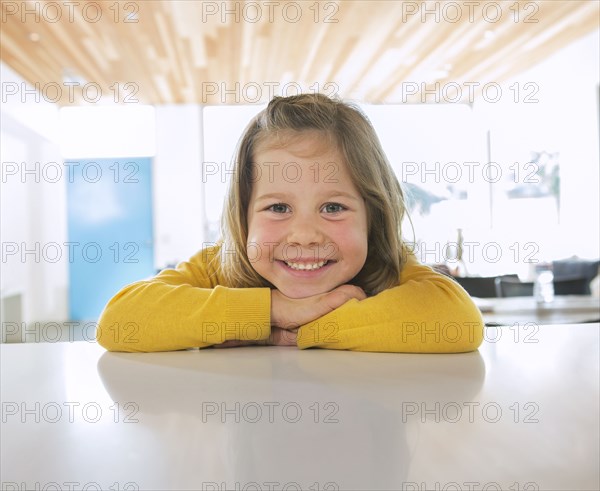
top-left (247, 131), bottom-right (368, 299)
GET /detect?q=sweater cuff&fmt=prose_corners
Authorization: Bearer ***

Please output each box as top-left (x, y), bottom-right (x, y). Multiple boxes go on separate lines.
top-left (296, 311), bottom-right (342, 349)
top-left (225, 287), bottom-right (271, 342)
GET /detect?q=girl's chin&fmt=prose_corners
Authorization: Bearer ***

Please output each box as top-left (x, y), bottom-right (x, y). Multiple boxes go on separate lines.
top-left (277, 285), bottom-right (332, 299)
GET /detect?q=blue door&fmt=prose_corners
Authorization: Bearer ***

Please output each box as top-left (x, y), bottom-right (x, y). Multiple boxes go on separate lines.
top-left (66, 157), bottom-right (154, 321)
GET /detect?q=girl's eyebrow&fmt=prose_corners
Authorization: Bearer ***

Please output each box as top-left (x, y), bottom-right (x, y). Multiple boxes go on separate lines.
top-left (254, 191), bottom-right (361, 202)
top-left (254, 193), bottom-right (289, 202)
top-left (328, 192), bottom-right (361, 202)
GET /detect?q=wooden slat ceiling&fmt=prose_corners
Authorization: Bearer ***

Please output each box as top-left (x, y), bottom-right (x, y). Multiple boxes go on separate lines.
top-left (1, 0), bottom-right (598, 105)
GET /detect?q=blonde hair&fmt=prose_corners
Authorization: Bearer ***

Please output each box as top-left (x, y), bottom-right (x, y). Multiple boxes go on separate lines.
top-left (218, 93), bottom-right (407, 296)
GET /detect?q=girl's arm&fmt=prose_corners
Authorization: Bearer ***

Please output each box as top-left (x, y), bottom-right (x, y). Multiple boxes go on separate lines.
top-left (96, 247), bottom-right (271, 352)
top-left (96, 246), bottom-right (366, 352)
top-left (296, 253), bottom-right (485, 353)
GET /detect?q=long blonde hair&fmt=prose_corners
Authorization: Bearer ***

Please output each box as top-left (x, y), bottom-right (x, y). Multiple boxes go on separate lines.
top-left (218, 93), bottom-right (407, 296)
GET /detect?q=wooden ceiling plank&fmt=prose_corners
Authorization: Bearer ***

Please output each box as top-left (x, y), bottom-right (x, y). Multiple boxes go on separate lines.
top-left (286, 0), bottom-right (349, 87)
top-left (153, 72), bottom-right (173, 104)
top-left (227, 15), bottom-right (239, 90)
top-left (297, 20), bottom-right (329, 84)
top-left (369, 17), bottom-right (466, 101)
top-left (42, 20), bottom-right (109, 90)
top-left (179, 38), bottom-right (197, 103)
top-left (0, 36), bottom-right (62, 98)
top-left (263, 10), bottom-right (296, 90)
top-left (247, 30), bottom-right (266, 95)
top-left (300, 1), bottom-right (358, 87)
top-left (1, 0), bottom-right (597, 105)
top-left (375, 0), bottom-right (589, 102)
top-left (154, 11), bottom-right (185, 87)
top-left (374, 14), bottom-right (493, 101)
top-left (444, 3), bottom-right (598, 103)
top-left (445, 0), bottom-right (583, 84)
top-left (175, 0), bottom-right (208, 70)
top-left (240, 11), bottom-right (257, 83)
top-left (2, 14), bottom-right (110, 100)
top-left (81, 37), bottom-right (111, 73)
top-left (215, 25), bottom-right (229, 92)
top-left (95, 9), bottom-right (159, 104)
top-left (467, 15), bottom-right (599, 93)
top-left (165, 0), bottom-right (202, 102)
top-left (345, 3), bottom-right (430, 99)
top-left (335, 1), bottom-right (406, 93)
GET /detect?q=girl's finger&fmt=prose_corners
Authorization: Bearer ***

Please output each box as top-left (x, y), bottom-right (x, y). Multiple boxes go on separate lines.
top-left (213, 340), bottom-right (252, 348)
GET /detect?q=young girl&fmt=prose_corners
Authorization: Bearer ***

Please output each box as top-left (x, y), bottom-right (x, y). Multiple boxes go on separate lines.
top-left (97, 93), bottom-right (484, 353)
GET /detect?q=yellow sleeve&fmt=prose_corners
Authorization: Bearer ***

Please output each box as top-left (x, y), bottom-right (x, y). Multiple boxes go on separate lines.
top-left (96, 246), bottom-right (271, 352)
top-left (296, 253), bottom-right (484, 353)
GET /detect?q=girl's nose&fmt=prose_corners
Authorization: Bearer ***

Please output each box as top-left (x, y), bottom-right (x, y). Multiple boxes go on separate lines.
top-left (286, 213), bottom-right (325, 246)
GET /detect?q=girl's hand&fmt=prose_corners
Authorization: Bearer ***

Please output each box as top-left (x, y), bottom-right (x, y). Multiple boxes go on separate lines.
top-left (212, 327), bottom-right (298, 348)
top-left (271, 284), bottom-right (366, 330)
top-left (267, 326), bottom-right (298, 346)
top-left (212, 284), bottom-right (365, 348)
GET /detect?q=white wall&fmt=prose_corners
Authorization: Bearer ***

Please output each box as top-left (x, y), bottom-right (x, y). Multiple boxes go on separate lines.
top-left (361, 103), bottom-right (488, 248)
top-left (1, 64), bottom-right (207, 324)
top-left (153, 105), bottom-right (205, 268)
top-left (472, 29), bottom-right (600, 275)
top-left (60, 105), bottom-right (156, 158)
top-left (0, 63), bottom-right (60, 142)
top-left (1, 64), bottom-right (67, 324)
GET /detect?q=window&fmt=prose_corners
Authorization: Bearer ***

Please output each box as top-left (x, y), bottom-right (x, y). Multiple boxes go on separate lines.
top-left (202, 105), bottom-right (266, 241)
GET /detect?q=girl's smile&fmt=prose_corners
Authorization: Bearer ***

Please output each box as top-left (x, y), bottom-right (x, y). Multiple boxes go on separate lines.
top-left (276, 257), bottom-right (336, 275)
top-left (246, 131), bottom-right (368, 299)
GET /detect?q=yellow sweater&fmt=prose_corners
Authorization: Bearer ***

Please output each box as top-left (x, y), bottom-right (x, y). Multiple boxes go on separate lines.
top-left (96, 245), bottom-right (484, 353)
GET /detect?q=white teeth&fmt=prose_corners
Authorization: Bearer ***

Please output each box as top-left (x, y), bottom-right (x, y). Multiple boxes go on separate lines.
top-left (285, 260), bottom-right (327, 270)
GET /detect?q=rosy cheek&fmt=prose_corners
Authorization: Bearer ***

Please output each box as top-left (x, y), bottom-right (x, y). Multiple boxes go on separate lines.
top-left (333, 223), bottom-right (366, 244)
top-left (248, 218), bottom-right (281, 248)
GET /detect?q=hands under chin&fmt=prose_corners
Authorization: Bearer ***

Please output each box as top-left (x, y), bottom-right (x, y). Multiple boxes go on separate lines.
top-left (212, 283), bottom-right (365, 349)
top-left (212, 327), bottom-right (299, 348)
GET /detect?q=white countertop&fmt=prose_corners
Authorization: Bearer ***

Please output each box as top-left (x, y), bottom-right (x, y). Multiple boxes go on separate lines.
top-left (1, 324), bottom-right (599, 491)
top-left (475, 295), bottom-right (600, 325)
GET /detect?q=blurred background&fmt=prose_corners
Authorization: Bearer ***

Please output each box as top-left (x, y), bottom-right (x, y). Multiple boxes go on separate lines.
top-left (1, 0), bottom-right (599, 333)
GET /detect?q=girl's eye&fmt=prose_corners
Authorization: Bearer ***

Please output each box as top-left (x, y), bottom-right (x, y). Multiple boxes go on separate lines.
top-left (268, 203), bottom-right (290, 213)
top-left (322, 203), bottom-right (346, 214)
